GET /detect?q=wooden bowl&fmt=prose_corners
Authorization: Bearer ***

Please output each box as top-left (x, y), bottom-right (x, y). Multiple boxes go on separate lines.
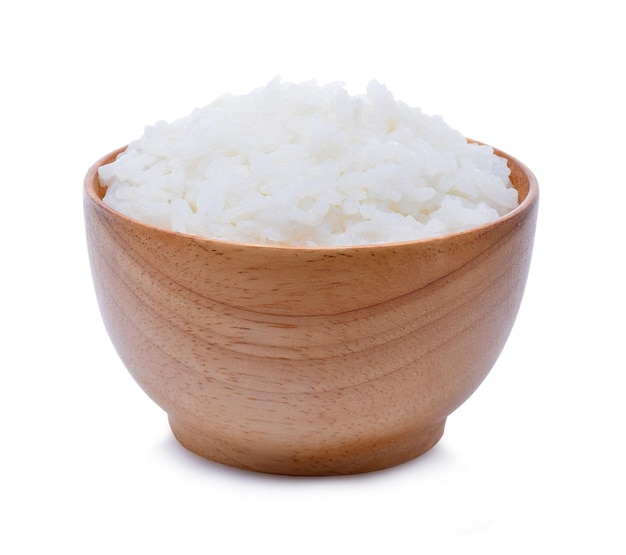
top-left (84, 143), bottom-right (538, 475)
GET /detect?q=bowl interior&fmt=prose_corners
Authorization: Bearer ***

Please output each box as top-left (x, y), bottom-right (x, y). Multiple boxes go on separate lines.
top-left (86, 142), bottom-right (537, 249)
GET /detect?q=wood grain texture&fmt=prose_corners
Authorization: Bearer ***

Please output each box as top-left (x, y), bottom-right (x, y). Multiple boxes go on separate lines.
top-left (84, 143), bottom-right (538, 475)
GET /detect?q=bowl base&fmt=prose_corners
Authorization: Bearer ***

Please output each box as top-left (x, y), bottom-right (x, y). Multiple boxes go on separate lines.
top-left (168, 416), bottom-right (446, 476)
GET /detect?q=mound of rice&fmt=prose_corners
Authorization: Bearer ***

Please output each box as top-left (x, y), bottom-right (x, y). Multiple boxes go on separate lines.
top-left (99, 78), bottom-right (518, 246)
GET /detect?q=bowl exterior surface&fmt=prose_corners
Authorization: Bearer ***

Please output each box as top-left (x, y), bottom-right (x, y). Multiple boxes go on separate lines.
top-left (84, 145), bottom-right (538, 475)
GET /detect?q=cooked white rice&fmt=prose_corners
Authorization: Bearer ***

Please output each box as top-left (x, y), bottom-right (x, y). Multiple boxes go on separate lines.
top-left (99, 77), bottom-right (518, 246)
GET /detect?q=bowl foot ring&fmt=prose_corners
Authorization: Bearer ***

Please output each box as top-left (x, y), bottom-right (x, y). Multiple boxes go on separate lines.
top-left (168, 415), bottom-right (446, 476)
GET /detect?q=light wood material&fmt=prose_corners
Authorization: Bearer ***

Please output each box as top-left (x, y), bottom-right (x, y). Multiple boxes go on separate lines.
top-left (84, 143), bottom-right (538, 475)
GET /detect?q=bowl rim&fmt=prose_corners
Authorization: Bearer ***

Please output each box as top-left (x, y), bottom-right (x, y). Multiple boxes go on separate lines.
top-left (84, 140), bottom-right (538, 252)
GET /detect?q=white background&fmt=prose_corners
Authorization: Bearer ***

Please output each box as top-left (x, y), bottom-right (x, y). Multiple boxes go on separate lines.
top-left (2, 1), bottom-right (624, 552)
